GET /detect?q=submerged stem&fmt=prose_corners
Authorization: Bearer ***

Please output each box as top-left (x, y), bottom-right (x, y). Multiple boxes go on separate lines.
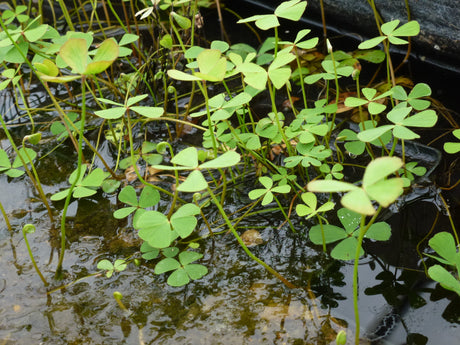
top-left (206, 184), bottom-right (296, 289)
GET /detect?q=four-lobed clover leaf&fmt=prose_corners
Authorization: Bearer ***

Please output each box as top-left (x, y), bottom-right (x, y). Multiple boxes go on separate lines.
top-left (308, 156), bottom-right (404, 215)
top-left (248, 176), bottom-right (291, 206)
top-left (309, 208), bottom-right (391, 260)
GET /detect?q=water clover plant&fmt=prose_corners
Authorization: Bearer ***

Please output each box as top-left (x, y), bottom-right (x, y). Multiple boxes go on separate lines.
top-left (97, 259), bottom-right (128, 278)
top-left (296, 192), bottom-right (334, 221)
top-left (444, 129), bottom-right (460, 154)
top-left (0, 147), bottom-right (36, 178)
top-left (51, 166), bottom-right (110, 200)
top-left (113, 185), bottom-right (160, 228)
top-left (154, 251), bottom-right (208, 287)
top-left (357, 104), bottom-right (438, 142)
top-left (426, 232), bottom-right (460, 297)
top-left (358, 19), bottom-right (420, 49)
top-left (135, 203), bottom-right (200, 249)
top-left (237, 0), bottom-right (307, 31)
top-left (95, 94), bottom-right (164, 120)
top-left (152, 147), bottom-right (240, 192)
top-left (248, 176), bottom-right (291, 206)
top-left (309, 208), bottom-right (391, 260)
top-left (308, 156), bottom-right (404, 216)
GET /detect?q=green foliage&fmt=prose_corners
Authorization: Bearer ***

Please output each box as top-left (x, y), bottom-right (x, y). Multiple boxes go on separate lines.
top-left (155, 251), bottom-right (208, 287)
top-left (113, 185), bottom-right (160, 227)
top-left (248, 176), bottom-right (291, 205)
top-left (97, 259), bottom-right (127, 278)
top-left (95, 94), bottom-right (163, 119)
top-left (309, 208), bottom-right (391, 260)
top-left (136, 203), bottom-right (200, 248)
top-left (51, 166), bottom-right (110, 200)
top-left (0, 147), bottom-right (37, 178)
top-left (444, 129), bottom-right (460, 154)
top-left (296, 192), bottom-right (334, 220)
top-left (358, 19), bottom-right (420, 49)
top-left (308, 157), bottom-right (404, 215)
top-left (427, 232), bottom-right (460, 296)
top-left (237, 0), bottom-right (307, 30)
top-left (152, 147), bottom-right (240, 192)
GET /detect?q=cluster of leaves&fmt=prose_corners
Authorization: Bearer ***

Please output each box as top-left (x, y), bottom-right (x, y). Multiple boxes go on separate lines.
top-left (1, 0), bottom-right (457, 300)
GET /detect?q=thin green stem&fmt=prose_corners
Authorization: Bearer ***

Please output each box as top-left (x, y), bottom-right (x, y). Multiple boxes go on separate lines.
top-left (56, 75), bottom-right (88, 279)
top-left (206, 184), bottom-right (296, 288)
top-left (23, 227), bottom-right (49, 286)
top-left (352, 209), bottom-right (381, 345)
top-left (0, 200), bottom-right (12, 233)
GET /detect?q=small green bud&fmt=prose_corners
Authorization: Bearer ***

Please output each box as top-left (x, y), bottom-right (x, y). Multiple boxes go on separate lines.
top-left (336, 330), bottom-right (347, 345)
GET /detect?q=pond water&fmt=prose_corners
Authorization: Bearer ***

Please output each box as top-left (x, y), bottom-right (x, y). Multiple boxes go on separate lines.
top-left (1, 2), bottom-right (460, 345)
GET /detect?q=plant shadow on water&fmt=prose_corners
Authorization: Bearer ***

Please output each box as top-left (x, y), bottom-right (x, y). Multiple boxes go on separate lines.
top-left (0, 0), bottom-right (460, 344)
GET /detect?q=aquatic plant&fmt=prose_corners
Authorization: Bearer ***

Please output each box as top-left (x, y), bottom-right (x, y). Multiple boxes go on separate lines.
top-left (0, 1), bottom-right (458, 343)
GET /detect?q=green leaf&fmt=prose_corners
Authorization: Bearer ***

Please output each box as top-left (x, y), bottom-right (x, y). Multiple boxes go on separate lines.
top-left (362, 156), bottom-right (403, 188)
top-left (171, 12), bottom-right (191, 29)
top-left (97, 259), bottom-right (113, 271)
top-left (178, 170), bottom-right (208, 192)
top-left (94, 107), bottom-right (126, 119)
top-left (155, 258), bottom-right (181, 274)
top-left (199, 150), bottom-right (240, 169)
top-left (160, 34), bottom-right (173, 49)
top-left (365, 222), bottom-right (391, 241)
top-left (210, 40), bottom-right (230, 53)
top-left (167, 69), bottom-right (201, 81)
top-left (196, 49), bottom-right (227, 82)
top-left (428, 265), bottom-right (460, 296)
top-left (118, 185), bottom-right (138, 206)
top-left (139, 186), bottom-right (160, 208)
top-left (59, 38), bottom-right (87, 74)
top-left (12, 147), bottom-right (37, 168)
top-left (130, 106), bottom-right (164, 118)
top-left (113, 206), bottom-right (137, 219)
top-left (429, 232), bottom-right (458, 264)
top-left (24, 24), bottom-right (48, 42)
top-left (392, 20), bottom-right (420, 37)
top-left (401, 109), bottom-right (437, 128)
top-left (184, 263), bottom-right (208, 280)
top-left (308, 180), bottom-right (358, 193)
top-left (275, 0), bottom-right (307, 21)
top-left (341, 188), bottom-right (375, 216)
top-left (171, 204), bottom-right (200, 238)
top-left (309, 224), bottom-right (347, 245)
top-left (137, 211), bottom-right (172, 248)
top-left (337, 208), bottom-right (361, 234)
top-left (179, 251), bottom-right (203, 266)
top-left (381, 20), bottom-right (400, 35)
top-left (331, 237), bottom-right (364, 260)
top-left (86, 38), bottom-right (118, 74)
top-left (357, 125), bottom-right (394, 142)
top-left (167, 268), bottom-right (190, 286)
top-left (365, 178), bottom-right (403, 207)
top-left (172, 147), bottom-right (198, 168)
top-left (358, 36), bottom-right (386, 50)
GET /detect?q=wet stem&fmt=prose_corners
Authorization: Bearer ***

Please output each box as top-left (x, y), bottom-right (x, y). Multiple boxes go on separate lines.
top-left (353, 208), bottom-right (381, 344)
top-left (56, 75), bottom-right (88, 279)
top-left (205, 183), bottom-right (296, 289)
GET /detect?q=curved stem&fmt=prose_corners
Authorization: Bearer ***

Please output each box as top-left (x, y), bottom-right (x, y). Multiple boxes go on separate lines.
top-left (206, 184), bottom-right (296, 289)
